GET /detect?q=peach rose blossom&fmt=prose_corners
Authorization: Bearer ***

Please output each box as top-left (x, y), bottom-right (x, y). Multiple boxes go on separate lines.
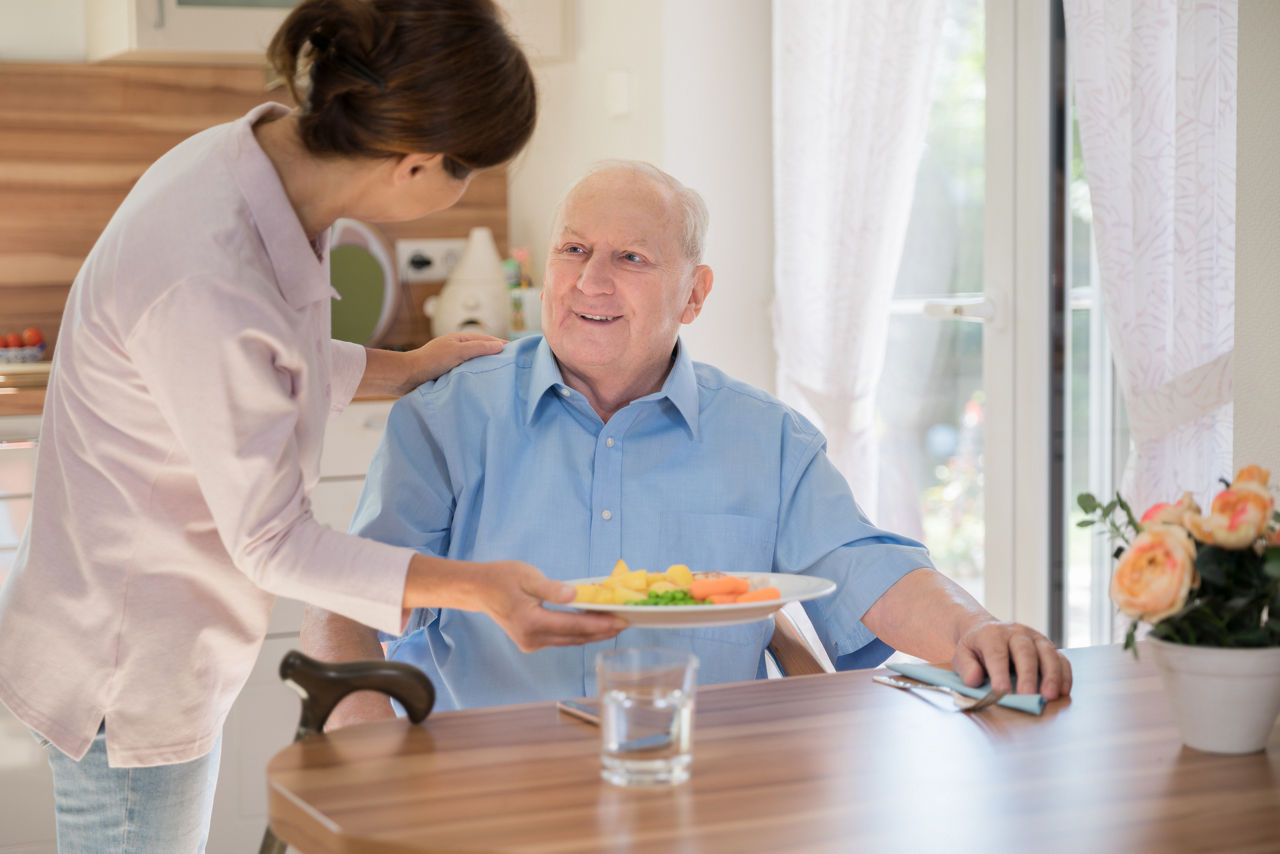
top-left (1110, 523), bottom-right (1198, 623)
top-left (1184, 466), bottom-right (1275, 549)
top-left (1139, 491), bottom-right (1201, 530)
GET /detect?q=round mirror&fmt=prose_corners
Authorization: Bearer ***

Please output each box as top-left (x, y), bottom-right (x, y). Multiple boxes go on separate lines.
top-left (329, 218), bottom-right (398, 345)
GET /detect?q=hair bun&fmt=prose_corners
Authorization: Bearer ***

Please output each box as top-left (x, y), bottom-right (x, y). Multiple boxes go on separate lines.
top-left (308, 31), bottom-right (333, 54)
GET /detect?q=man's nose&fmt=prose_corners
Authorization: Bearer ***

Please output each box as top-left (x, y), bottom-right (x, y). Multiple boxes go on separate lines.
top-left (577, 254), bottom-right (614, 295)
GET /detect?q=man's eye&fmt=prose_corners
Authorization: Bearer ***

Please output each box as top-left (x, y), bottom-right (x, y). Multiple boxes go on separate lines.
top-left (621, 252), bottom-right (643, 263)
top-left (561, 245), bottom-right (586, 255)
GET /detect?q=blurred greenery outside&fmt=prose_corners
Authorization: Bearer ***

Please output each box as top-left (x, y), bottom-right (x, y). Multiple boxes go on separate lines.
top-left (876, 0), bottom-right (986, 604)
top-left (877, 0), bottom-right (1111, 644)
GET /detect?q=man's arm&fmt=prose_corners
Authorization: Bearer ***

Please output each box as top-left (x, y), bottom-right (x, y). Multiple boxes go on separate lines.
top-left (299, 606), bottom-right (397, 730)
top-left (860, 568), bottom-right (1072, 700)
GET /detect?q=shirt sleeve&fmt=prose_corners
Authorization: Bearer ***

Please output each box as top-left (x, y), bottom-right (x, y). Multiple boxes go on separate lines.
top-left (774, 422), bottom-right (937, 666)
top-left (328, 338), bottom-right (367, 413)
top-left (125, 275), bottom-right (412, 635)
top-left (348, 391), bottom-right (457, 641)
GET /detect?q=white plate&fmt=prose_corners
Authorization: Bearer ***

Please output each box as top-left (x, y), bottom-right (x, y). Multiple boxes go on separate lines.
top-left (564, 572), bottom-right (836, 628)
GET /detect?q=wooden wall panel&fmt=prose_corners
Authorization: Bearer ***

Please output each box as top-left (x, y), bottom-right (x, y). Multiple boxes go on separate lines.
top-left (0, 62), bottom-right (508, 355)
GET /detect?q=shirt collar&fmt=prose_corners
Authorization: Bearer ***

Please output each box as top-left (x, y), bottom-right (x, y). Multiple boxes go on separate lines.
top-left (523, 337), bottom-right (700, 437)
top-left (230, 102), bottom-right (335, 310)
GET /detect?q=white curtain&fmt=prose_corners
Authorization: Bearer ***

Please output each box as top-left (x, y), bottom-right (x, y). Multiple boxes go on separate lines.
top-left (1064, 0), bottom-right (1236, 512)
top-left (771, 0), bottom-right (944, 521)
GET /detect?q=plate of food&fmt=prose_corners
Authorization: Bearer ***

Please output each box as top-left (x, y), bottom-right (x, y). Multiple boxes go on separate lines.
top-left (564, 561), bottom-right (836, 628)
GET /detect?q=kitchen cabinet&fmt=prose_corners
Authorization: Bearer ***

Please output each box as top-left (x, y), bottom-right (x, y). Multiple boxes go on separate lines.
top-left (84, 0), bottom-right (572, 65)
top-left (0, 415), bottom-right (40, 588)
top-left (0, 398), bottom-right (395, 854)
top-left (85, 0), bottom-right (295, 64)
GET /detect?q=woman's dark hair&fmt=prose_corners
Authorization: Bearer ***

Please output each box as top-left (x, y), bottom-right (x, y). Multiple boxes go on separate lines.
top-left (268, 0), bottom-right (536, 178)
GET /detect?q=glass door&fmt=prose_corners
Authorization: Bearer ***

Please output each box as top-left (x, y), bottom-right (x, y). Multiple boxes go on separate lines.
top-left (876, 0), bottom-right (1053, 630)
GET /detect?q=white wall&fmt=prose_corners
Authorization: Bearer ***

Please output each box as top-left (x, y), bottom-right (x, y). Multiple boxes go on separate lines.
top-left (660, 0), bottom-right (775, 393)
top-left (0, 0), bottom-right (85, 61)
top-left (1234, 0), bottom-right (1280, 476)
top-left (507, 1), bottom-right (665, 280)
top-left (507, 0), bottom-right (776, 393)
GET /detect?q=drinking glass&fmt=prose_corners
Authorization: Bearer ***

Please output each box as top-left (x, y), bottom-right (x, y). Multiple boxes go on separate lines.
top-left (595, 647), bottom-right (698, 786)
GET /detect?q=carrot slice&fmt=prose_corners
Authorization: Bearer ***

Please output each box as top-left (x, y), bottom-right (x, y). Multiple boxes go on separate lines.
top-left (736, 587), bottom-right (782, 603)
top-left (690, 576), bottom-right (751, 601)
top-left (707, 593), bottom-right (740, 604)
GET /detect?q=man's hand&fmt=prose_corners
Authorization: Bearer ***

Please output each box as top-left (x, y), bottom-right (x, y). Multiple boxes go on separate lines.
top-left (404, 556), bottom-right (627, 652)
top-left (862, 568), bottom-right (1072, 702)
top-left (953, 620), bottom-right (1073, 700)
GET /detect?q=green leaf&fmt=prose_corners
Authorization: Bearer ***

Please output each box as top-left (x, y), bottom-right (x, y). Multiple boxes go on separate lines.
top-left (1115, 493), bottom-right (1142, 534)
top-left (1195, 547), bottom-right (1229, 587)
top-left (1232, 627), bottom-right (1271, 647)
top-left (1103, 499), bottom-right (1118, 516)
top-left (1264, 547), bottom-right (1280, 580)
top-left (1078, 493), bottom-right (1100, 514)
top-left (1123, 621), bottom-right (1138, 658)
top-left (1076, 519), bottom-right (1096, 528)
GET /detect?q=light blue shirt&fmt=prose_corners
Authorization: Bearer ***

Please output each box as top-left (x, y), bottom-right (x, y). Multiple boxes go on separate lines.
top-left (356, 336), bottom-right (935, 711)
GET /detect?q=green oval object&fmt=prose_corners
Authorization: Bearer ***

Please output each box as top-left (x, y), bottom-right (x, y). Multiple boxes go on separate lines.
top-left (330, 245), bottom-right (386, 344)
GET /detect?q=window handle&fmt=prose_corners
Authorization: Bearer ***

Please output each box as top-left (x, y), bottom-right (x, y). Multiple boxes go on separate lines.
top-left (921, 296), bottom-right (997, 323)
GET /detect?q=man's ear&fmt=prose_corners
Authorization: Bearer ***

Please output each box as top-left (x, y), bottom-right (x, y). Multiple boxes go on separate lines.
top-left (680, 265), bottom-right (714, 325)
top-left (392, 153), bottom-right (443, 185)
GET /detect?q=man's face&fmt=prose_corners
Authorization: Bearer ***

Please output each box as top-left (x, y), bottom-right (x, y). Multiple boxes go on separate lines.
top-left (542, 170), bottom-right (711, 393)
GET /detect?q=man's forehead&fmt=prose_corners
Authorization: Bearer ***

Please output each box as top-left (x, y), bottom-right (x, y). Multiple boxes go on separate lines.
top-left (557, 222), bottom-right (660, 249)
top-left (556, 176), bottom-right (680, 246)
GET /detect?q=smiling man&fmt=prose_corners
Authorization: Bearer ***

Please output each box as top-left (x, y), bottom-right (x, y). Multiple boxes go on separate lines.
top-left (302, 161), bottom-right (1072, 722)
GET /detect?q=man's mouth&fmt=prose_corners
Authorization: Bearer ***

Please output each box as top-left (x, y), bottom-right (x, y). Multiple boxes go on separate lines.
top-left (576, 312), bottom-right (620, 322)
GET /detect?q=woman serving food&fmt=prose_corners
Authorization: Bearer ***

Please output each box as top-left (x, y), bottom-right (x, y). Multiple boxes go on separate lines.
top-left (0, 1), bottom-right (623, 850)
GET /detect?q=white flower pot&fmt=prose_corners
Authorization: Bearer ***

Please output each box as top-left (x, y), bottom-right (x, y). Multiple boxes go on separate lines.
top-left (1147, 636), bottom-right (1280, 754)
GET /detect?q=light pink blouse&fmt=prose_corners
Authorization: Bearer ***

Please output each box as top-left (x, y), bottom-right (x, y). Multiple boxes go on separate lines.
top-left (0, 103), bottom-right (414, 767)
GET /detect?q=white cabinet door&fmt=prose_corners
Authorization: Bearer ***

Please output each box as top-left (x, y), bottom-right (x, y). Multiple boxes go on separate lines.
top-left (0, 704), bottom-right (57, 853)
top-left (318, 400), bottom-right (394, 478)
top-left (205, 636), bottom-right (301, 854)
top-left (0, 422), bottom-right (37, 591)
top-left (85, 0), bottom-right (294, 64)
top-left (84, 0), bottom-right (571, 65)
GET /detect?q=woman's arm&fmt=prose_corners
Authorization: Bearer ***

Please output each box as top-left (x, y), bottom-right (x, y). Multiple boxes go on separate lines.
top-left (356, 332), bottom-right (504, 398)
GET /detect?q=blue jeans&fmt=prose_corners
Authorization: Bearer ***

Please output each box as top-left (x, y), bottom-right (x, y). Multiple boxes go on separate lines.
top-left (34, 723), bottom-right (221, 853)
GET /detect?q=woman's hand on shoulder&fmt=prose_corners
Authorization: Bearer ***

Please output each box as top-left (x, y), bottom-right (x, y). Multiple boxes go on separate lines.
top-left (409, 332), bottom-right (505, 386)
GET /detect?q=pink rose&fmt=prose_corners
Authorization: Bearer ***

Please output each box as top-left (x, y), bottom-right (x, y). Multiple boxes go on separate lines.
top-left (1139, 491), bottom-right (1201, 529)
top-left (1109, 524), bottom-right (1198, 623)
top-left (1184, 466), bottom-right (1275, 549)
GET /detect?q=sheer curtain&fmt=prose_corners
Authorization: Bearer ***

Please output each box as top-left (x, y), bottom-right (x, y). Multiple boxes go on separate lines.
top-left (772, 0), bottom-right (944, 521)
top-left (1064, 0), bottom-right (1236, 512)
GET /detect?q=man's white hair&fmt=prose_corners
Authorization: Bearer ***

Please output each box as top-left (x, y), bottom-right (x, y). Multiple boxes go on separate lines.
top-left (554, 160), bottom-right (710, 265)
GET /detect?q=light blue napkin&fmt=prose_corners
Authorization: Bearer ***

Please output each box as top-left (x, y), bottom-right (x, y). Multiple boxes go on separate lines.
top-left (887, 662), bottom-right (1047, 716)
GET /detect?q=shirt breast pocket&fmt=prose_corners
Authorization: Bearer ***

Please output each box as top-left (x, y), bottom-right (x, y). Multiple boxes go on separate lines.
top-left (656, 512), bottom-right (776, 576)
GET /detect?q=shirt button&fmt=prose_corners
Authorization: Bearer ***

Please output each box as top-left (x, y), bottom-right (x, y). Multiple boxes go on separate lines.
top-left (601, 510), bottom-right (613, 520)
top-left (560, 388), bottom-right (571, 397)
top-left (606, 437), bottom-right (615, 448)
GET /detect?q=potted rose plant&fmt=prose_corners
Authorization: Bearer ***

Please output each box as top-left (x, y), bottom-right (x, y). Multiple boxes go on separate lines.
top-left (1079, 465), bottom-right (1280, 753)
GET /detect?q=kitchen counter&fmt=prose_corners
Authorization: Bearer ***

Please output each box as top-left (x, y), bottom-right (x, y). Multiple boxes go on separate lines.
top-left (0, 362), bottom-right (50, 416)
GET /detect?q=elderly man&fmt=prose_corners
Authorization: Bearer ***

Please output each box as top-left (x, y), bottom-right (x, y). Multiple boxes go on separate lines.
top-left (303, 161), bottom-right (1071, 722)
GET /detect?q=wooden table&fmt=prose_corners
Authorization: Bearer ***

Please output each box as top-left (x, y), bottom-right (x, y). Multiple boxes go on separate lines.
top-left (265, 644), bottom-right (1280, 853)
